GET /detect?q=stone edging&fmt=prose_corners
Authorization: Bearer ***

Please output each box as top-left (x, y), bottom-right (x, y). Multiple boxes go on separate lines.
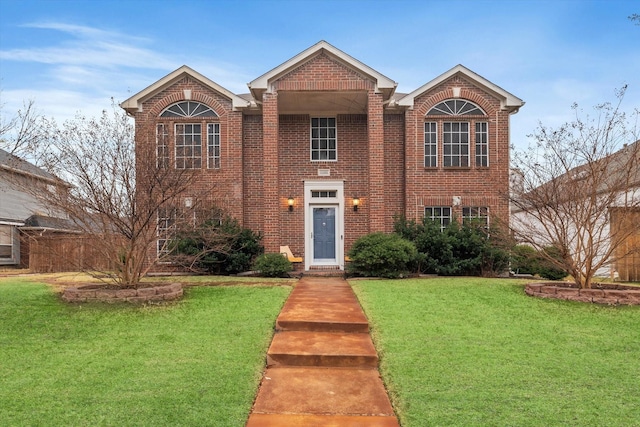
top-left (525, 282), bottom-right (640, 305)
top-left (62, 283), bottom-right (183, 303)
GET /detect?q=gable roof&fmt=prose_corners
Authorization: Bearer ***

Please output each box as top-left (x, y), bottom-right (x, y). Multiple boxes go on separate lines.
top-left (0, 148), bottom-right (57, 182)
top-left (398, 64), bottom-right (524, 113)
top-left (247, 40), bottom-right (398, 102)
top-left (120, 65), bottom-right (250, 114)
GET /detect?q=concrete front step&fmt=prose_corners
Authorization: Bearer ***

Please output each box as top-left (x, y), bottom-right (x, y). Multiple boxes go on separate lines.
top-left (267, 331), bottom-right (378, 368)
top-left (250, 367), bottom-right (396, 417)
top-left (246, 413), bottom-right (400, 427)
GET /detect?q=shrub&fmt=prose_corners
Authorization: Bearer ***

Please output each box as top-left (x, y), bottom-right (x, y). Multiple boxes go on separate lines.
top-left (394, 215), bottom-right (511, 277)
top-left (347, 232), bottom-right (417, 278)
top-left (510, 244), bottom-right (568, 280)
top-left (171, 214), bottom-right (263, 274)
top-left (253, 253), bottom-right (293, 277)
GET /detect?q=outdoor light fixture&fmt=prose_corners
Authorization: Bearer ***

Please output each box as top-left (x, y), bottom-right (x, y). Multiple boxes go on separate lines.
top-left (353, 197), bottom-right (360, 212)
top-left (288, 196), bottom-right (294, 212)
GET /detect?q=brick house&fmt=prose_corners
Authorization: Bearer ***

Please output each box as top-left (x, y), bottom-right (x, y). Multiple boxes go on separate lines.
top-left (121, 41), bottom-right (524, 272)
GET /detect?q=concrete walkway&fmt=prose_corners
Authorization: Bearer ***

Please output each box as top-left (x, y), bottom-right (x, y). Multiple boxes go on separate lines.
top-left (246, 277), bottom-right (400, 427)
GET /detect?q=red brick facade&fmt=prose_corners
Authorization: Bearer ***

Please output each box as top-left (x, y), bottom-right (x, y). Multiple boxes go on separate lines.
top-left (121, 41), bottom-right (523, 272)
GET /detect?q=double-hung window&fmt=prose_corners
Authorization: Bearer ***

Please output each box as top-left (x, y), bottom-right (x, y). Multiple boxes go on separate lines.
top-left (425, 206), bottom-right (452, 232)
top-left (462, 206), bottom-right (489, 228)
top-left (311, 118), bottom-right (337, 161)
top-left (475, 122), bottom-right (488, 167)
top-left (443, 122), bottom-right (469, 167)
top-left (175, 124), bottom-right (202, 169)
top-left (424, 122), bottom-right (437, 167)
top-left (207, 123), bottom-right (220, 169)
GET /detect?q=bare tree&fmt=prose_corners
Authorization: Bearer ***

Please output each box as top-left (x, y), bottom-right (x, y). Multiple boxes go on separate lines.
top-left (511, 87), bottom-right (640, 288)
top-left (14, 102), bottom-right (217, 287)
top-left (0, 98), bottom-right (47, 163)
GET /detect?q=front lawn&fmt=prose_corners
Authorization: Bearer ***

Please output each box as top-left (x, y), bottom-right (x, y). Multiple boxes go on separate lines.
top-left (351, 277), bottom-right (640, 427)
top-left (0, 278), bottom-right (291, 426)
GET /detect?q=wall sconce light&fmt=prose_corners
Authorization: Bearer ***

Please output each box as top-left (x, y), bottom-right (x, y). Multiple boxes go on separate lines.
top-left (353, 197), bottom-right (360, 212)
top-left (288, 196), bottom-right (294, 212)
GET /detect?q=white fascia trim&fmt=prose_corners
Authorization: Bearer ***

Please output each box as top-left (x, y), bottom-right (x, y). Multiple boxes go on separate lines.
top-left (120, 65), bottom-right (250, 113)
top-left (248, 40), bottom-right (397, 95)
top-left (398, 64), bottom-right (525, 112)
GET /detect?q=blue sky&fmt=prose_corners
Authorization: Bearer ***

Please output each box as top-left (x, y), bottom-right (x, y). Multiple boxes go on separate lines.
top-left (1, 0), bottom-right (638, 150)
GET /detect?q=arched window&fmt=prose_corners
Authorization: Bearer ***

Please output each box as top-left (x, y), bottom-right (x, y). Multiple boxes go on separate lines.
top-left (157, 101), bottom-right (220, 170)
top-left (160, 101), bottom-right (218, 118)
top-left (424, 99), bottom-right (488, 168)
top-left (426, 99), bottom-right (485, 116)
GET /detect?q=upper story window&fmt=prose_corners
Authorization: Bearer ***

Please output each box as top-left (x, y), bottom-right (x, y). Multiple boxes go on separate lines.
top-left (160, 101), bottom-right (218, 118)
top-left (311, 117), bottom-right (337, 161)
top-left (427, 99), bottom-right (485, 116)
top-left (425, 99), bottom-right (488, 168)
top-left (157, 102), bottom-right (220, 170)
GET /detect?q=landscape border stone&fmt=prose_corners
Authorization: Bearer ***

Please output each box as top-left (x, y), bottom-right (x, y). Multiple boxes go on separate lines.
top-left (62, 283), bottom-right (183, 303)
top-left (525, 282), bottom-right (640, 305)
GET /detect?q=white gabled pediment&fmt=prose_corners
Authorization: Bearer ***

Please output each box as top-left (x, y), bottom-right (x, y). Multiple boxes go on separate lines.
top-left (247, 40), bottom-right (397, 101)
top-left (120, 65), bottom-right (249, 114)
top-left (398, 64), bottom-right (524, 113)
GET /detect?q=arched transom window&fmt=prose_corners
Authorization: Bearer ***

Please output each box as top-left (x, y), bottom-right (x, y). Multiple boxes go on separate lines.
top-left (427, 99), bottom-right (485, 116)
top-left (160, 101), bottom-right (218, 118)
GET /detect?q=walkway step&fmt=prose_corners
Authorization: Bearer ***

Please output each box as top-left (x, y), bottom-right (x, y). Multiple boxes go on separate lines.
top-left (275, 279), bottom-right (369, 333)
top-left (250, 367), bottom-right (395, 416)
top-left (246, 413), bottom-right (400, 426)
top-left (267, 331), bottom-right (378, 368)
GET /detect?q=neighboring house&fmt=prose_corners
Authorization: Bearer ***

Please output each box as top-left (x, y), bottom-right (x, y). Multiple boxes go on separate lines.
top-left (0, 148), bottom-right (71, 266)
top-left (512, 140), bottom-right (640, 281)
top-left (121, 40), bottom-right (524, 272)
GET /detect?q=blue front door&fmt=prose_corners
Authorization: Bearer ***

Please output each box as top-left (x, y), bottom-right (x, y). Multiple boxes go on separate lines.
top-left (313, 207), bottom-right (336, 261)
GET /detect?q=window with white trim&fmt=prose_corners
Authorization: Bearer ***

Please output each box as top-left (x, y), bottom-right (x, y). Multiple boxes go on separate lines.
top-left (157, 207), bottom-right (177, 257)
top-left (424, 122), bottom-right (437, 167)
top-left (207, 123), bottom-right (220, 169)
top-left (425, 206), bottom-right (452, 232)
top-left (311, 118), bottom-right (337, 161)
top-left (311, 190), bottom-right (337, 198)
top-left (462, 206), bottom-right (489, 228)
top-left (175, 124), bottom-right (202, 169)
top-left (443, 122), bottom-right (469, 167)
top-left (475, 122), bottom-right (488, 167)
top-left (427, 99), bottom-right (485, 116)
top-left (160, 101), bottom-right (217, 118)
top-left (156, 123), bottom-right (170, 168)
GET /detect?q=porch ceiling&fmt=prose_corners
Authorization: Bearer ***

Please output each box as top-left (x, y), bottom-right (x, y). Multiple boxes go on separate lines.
top-left (277, 91), bottom-right (368, 115)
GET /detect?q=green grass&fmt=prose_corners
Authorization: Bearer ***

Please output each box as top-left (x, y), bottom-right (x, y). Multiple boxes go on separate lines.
top-left (351, 277), bottom-right (640, 427)
top-left (0, 278), bottom-right (291, 426)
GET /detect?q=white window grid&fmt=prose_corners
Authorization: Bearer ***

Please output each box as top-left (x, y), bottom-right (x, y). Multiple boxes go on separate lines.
top-left (424, 122), bottom-right (438, 167)
top-left (160, 101), bottom-right (218, 118)
top-left (463, 206), bottom-right (489, 228)
top-left (311, 117), bottom-right (337, 161)
top-left (427, 99), bottom-right (485, 116)
top-left (425, 206), bottom-right (452, 232)
top-left (156, 123), bottom-right (170, 169)
top-left (157, 207), bottom-right (177, 257)
top-left (175, 123), bottom-right (202, 169)
top-left (443, 122), bottom-right (469, 167)
top-left (311, 190), bottom-right (337, 198)
top-left (475, 122), bottom-right (489, 167)
top-left (207, 123), bottom-right (220, 169)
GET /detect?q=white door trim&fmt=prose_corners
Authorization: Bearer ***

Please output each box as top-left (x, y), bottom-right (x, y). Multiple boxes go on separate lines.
top-left (304, 180), bottom-right (344, 271)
